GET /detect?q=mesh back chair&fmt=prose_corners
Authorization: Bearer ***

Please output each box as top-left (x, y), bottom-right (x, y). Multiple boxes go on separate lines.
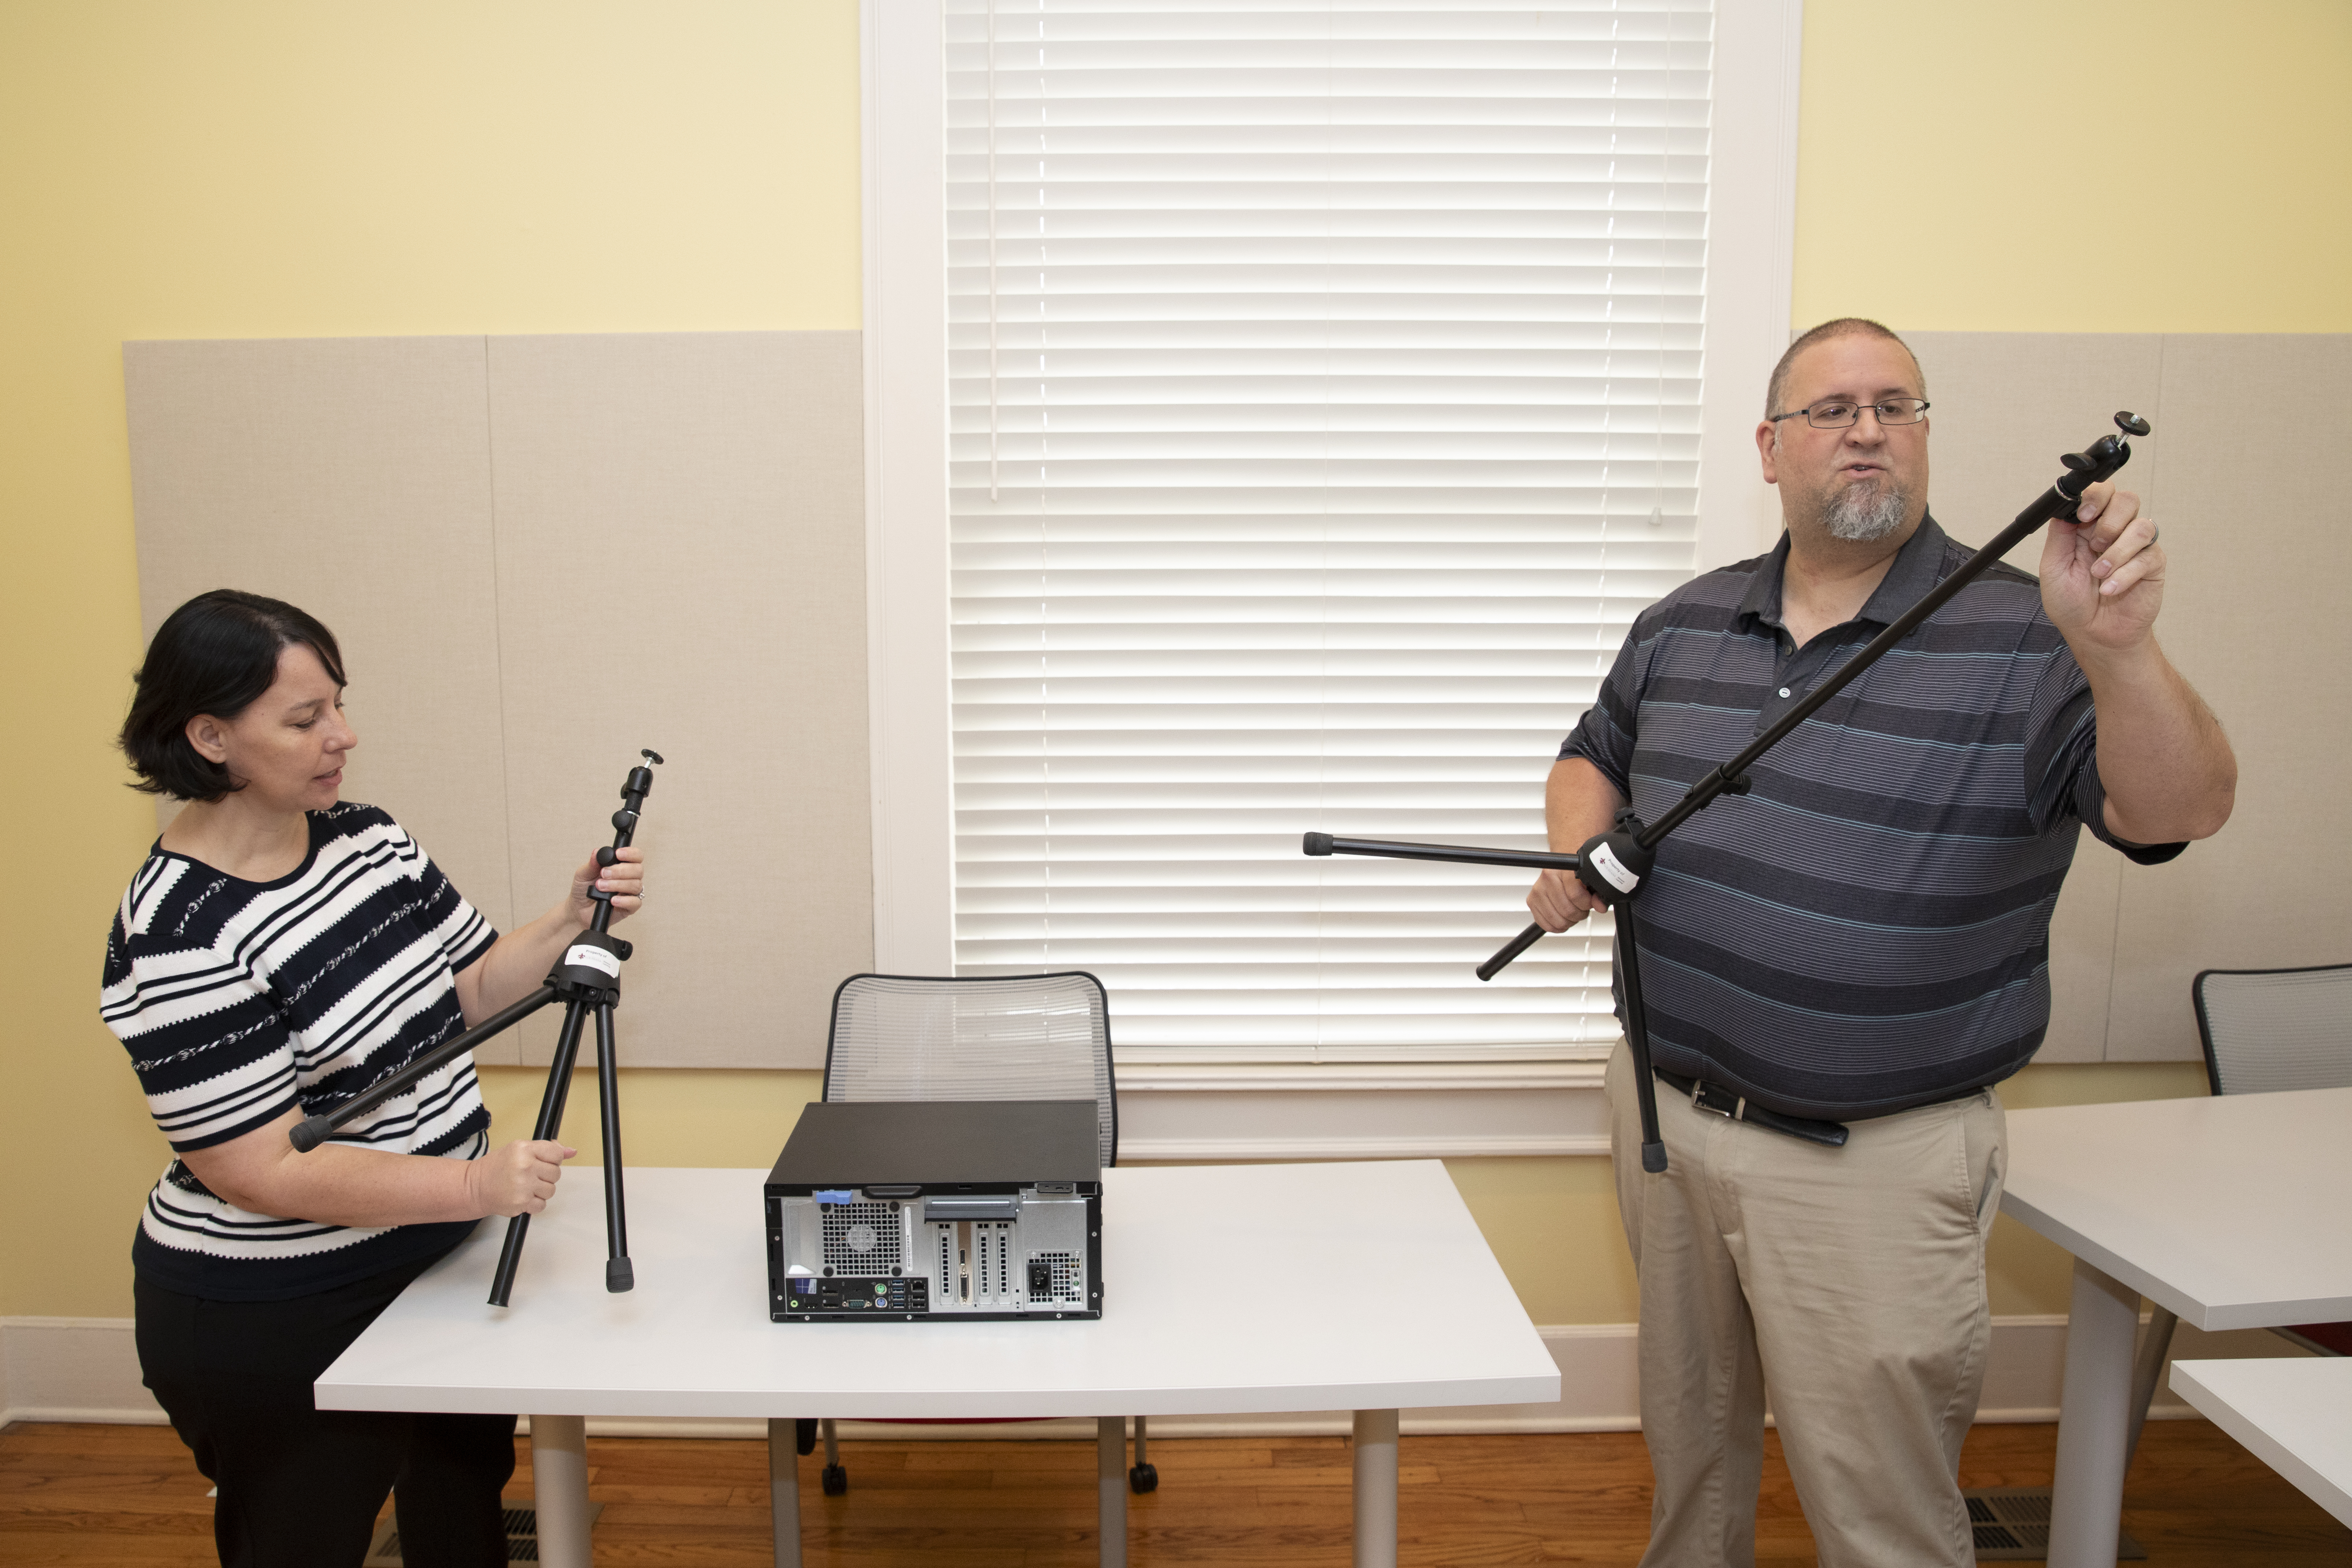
top-left (795, 972), bottom-right (1160, 1495)
top-left (2123, 963), bottom-right (2352, 1460)
top-left (2193, 963), bottom-right (2352, 1098)
top-left (2192, 964), bottom-right (2352, 1356)
top-left (824, 971), bottom-right (1117, 1164)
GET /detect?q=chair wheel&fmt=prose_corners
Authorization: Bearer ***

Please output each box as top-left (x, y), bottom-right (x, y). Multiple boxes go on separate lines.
top-left (795, 1418), bottom-right (817, 1456)
top-left (1128, 1462), bottom-right (1158, 1494)
top-left (821, 1463), bottom-right (848, 1496)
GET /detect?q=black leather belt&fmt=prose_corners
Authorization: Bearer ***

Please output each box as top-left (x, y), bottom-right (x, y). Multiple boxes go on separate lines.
top-left (1654, 1067), bottom-right (1850, 1149)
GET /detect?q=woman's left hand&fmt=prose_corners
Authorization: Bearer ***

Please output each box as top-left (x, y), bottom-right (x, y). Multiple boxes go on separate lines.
top-left (458, 846), bottom-right (652, 1025)
top-left (567, 845), bottom-right (646, 927)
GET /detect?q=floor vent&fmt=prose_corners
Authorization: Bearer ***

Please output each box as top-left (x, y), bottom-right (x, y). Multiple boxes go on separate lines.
top-left (363, 1500), bottom-right (603, 1565)
top-left (1964, 1486), bottom-right (2145, 1560)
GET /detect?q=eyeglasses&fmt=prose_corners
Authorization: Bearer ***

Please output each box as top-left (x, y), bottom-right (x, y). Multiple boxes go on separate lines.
top-left (1767, 398), bottom-right (1931, 429)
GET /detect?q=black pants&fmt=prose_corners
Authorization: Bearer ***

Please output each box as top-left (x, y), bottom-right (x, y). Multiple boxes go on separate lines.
top-left (135, 1250), bottom-right (516, 1568)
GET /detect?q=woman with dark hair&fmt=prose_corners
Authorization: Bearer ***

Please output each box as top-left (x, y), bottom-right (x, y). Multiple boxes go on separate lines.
top-left (101, 589), bottom-right (647, 1568)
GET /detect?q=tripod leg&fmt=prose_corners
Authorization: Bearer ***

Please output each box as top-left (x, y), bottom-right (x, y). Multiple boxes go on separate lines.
top-left (594, 1003), bottom-right (633, 1292)
top-left (1614, 903), bottom-right (1669, 1174)
top-left (489, 999), bottom-right (594, 1307)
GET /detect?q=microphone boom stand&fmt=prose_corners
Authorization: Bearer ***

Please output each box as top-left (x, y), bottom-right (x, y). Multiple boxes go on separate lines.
top-left (289, 749), bottom-right (665, 1304)
top-left (1305, 414), bottom-right (2150, 1173)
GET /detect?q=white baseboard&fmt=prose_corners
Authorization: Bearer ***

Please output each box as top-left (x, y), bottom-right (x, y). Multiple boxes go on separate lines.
top-left (6, 1313), bottom-right (2307, 1440)
top-left (0, 1317), bottom-right (171, 1429)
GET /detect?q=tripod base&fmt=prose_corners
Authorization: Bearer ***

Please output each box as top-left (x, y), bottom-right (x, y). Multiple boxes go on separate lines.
top-left (1640, 1141), bottom-right (1667, 1173)
top-left (607, 1257), bottom-right (635, 1292)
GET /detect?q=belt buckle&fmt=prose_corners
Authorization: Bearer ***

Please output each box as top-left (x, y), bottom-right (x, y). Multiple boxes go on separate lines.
top-left (1690, 1079), bottom-right (1741, 1119)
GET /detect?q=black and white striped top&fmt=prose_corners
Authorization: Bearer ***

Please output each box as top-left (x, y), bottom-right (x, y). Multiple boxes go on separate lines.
top-left (1564, 516), bottom-right (2185, 1120)
top-left (101, 804), bottom-right (497, 1300)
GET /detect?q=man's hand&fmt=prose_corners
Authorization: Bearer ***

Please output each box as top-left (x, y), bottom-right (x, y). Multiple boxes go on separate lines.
top-left (1531, 757), bottom-right (1629, 932)
top-left (464, 1138), bottom-right (577, 1218)
top-left (1527, 866), bottom-right (1608, 932)
top-left (2041, 480), bottom-right (2164, 656)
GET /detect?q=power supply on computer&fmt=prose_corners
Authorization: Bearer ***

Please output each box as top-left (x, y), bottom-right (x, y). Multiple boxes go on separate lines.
top-left (763, 1099), bottom-right (1102, 1322)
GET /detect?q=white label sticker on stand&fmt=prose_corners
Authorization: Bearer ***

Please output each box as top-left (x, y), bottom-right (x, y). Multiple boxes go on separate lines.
top-left (564, 944), bottom-right (621, 977)
top-left (1590, 842), bottom-right (1641, 893)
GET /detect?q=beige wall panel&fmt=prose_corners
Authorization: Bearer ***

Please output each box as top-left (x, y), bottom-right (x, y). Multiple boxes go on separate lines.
top-left (1901, 332), bottom-right (2168, 566)
top-left (1901, 333), bottom-right (2170, 1061)
top-left (2098, 334), bottom-right (2352, 1059)
top-left (122, 339), bottom-right (521, 1071)
top-left (484, 332), bottom-right (871, 1069)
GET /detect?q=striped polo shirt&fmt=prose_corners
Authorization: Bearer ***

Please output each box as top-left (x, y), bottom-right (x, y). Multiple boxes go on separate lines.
top-left (1563, 515), bottom-right (2183, 1120)
top-left (100, 803), bottom-right (496, 1300)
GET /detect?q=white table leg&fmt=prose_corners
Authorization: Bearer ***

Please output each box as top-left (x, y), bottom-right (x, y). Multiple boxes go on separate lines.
top-left (2047, 1258), bottom-right (2141, 1568)
top-left (766, 1419), bottom-right (801, 1568)
top-left (530, 1415), bottom-right (591, 1568)
top-left (1097, 1415), bottom-right (1128, 1568)
top-left (1353, 1408), bottom-right (1398, 1568)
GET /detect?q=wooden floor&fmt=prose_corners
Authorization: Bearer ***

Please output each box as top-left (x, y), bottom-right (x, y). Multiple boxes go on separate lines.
top-left (3, 1418), bottom-right (2347, 1565)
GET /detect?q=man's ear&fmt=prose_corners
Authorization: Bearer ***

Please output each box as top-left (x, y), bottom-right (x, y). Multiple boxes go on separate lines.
top-left (1755, 418), bottom-right (1781, 486)
top-left (184, 713), bottom-right (230, 765)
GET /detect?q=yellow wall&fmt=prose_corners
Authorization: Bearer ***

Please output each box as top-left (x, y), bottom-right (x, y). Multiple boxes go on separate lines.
top-left (1791, 0), bottom-right (2352, 332)
top-left (0, 0), bottom-right (859, 1320)
top-left (4, 0), bottom-right (2342, 1325)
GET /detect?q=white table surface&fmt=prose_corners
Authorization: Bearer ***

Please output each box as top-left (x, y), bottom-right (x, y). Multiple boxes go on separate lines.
top-left (2000, 1084), bottom-right (2352, 1567)
top-left (1999, 1085), bottom-right (2352, 1332)
top-left (2170, 1358), bottom-right (2352, 1529)
top-left (317, 1160), bottom-right (1558, 1419)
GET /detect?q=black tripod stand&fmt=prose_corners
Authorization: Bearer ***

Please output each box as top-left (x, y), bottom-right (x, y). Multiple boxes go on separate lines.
top-left (1306, 413), bottom-right (2150, 1173)
top-left (290, 750), bottom-right (664, 1304)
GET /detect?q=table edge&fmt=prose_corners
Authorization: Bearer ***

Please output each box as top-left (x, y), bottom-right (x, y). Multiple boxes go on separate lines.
top-left (2167, 1359), bottom-right (2352, 1530)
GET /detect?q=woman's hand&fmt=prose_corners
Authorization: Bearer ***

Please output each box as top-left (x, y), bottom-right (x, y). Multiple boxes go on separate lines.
top-left (183, 1110), bottom-right (577, 1229)
top-left (454, 847), bottom-right (651, 1024)
top-left (451, 851), bottom-right (649, 1025)
top-left (566, 845), bottom-right (645, 928)
top-left (464, 1138), bottom-right (578, 1218)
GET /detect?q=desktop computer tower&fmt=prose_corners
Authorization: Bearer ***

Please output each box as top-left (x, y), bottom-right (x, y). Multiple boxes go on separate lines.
top-left (764, 1100), bottom-right (1103, 1322)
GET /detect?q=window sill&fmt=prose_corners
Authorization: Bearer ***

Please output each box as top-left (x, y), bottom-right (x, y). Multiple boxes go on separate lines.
top-left (1114, 1059), bottom-right (1612, 1161)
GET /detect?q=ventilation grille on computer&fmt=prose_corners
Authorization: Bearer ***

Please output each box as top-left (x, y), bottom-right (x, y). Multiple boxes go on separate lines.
top-left (1031, 1250), bottom-right (1083, 1304)
top-left (822, 1201), bottom-right (902, 1276)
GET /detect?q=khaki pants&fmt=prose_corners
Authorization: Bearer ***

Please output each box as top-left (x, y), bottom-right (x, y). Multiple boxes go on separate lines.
top-left (1606, 1040), bottom-right (2007, 1568)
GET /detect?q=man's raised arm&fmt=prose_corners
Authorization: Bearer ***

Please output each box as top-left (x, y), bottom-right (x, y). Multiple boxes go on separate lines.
top-left (2039, 479), bottom-right (2236, 844)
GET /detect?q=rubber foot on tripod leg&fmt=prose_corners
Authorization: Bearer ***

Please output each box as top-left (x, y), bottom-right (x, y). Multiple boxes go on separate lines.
top-left (606, 1257), bottom-right (635, 1292)
top-left (289, 1115), bottom-right (334, 1153)
top-left (1641, 1141), bottom-right (1668, 1174)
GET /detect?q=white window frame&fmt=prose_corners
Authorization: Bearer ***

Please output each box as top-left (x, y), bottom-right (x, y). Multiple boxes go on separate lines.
top-left (863, 0), bottom-right (1802, 1156)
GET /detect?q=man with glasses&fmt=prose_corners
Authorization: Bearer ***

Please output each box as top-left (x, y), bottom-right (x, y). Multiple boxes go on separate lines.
top-left (1526, 318), bottom-right (2236, 1566)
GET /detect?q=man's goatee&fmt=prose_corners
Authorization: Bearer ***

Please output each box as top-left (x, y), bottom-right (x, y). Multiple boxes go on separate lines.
top-left (1824, 483), bottom-right (1909, 542)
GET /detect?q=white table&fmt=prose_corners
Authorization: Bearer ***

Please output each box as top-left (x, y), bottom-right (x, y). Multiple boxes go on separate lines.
top-left (317, 1160), bottom-right (1558, 1568)
top-left (1999, 1086), bottom-right (2352, 1567)
top-left (2169, 1358), bottom-right (2352, 1529)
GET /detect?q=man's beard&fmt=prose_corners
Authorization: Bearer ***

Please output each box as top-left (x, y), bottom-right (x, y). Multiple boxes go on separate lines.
top-left (1821, 477), bottom-right (1910, 542)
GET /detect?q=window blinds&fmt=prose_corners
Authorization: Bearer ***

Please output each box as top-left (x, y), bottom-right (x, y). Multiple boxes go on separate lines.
top-left (944, 2), bottom-right (1711, 1062)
